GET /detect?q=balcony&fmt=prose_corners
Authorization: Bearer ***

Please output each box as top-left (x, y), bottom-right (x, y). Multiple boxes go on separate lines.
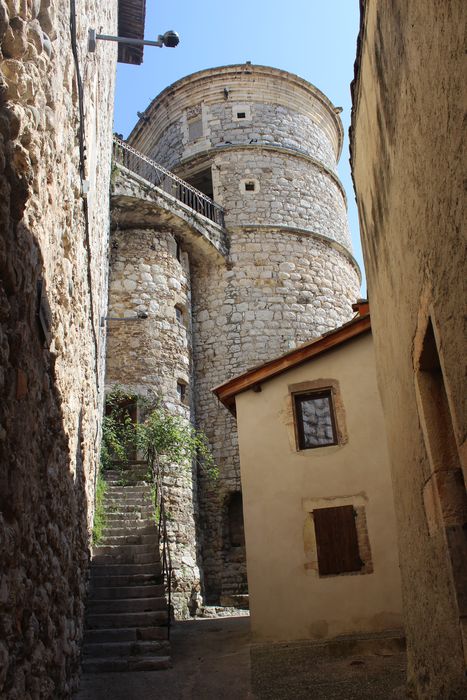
top-left (112, 137), bottom-right (225, 228)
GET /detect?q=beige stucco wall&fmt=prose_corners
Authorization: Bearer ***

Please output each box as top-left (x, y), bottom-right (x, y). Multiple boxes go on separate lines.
top-left (235, 332), bottom-right (402, 642)
top-left (350, 2), bottom-right (466, 697)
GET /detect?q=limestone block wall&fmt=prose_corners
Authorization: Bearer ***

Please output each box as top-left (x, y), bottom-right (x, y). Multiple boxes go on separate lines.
top-left (137, 100), bottom-right (338, 174)
top-left (213, 148), bottom-right (350, 248)
top-left (105, 227), bottom-right (202, 617)
top-left (0, 0), bottom-right (117, 696)
top-left (192, 231), bottom-right (360, 597)
top-left (114, 64), bottom-right (361, 604)
top-left (130, 64), bottom-right (343, 171)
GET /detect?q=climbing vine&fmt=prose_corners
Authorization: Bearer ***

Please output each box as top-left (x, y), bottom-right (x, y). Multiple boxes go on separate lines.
top-left (100, 387), bottom-right (218, 480)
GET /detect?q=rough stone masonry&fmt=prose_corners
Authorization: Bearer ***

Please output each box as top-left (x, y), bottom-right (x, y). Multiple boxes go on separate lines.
top-left (107, 65), bottom-right (361, 609)
top-left (0, 1), bottom-right (117, 697)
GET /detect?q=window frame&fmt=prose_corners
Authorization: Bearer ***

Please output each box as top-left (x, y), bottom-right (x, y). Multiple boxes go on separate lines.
top-left (293, 388), bottom-right (338, 451)
top-left (176, 380), bottom-right (187, 404)
top-left (313, 504), bottom-right (364, 576)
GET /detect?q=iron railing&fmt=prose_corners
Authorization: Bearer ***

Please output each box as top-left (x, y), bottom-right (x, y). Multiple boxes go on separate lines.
top-left (148, 453), bottom-right (173, 640)
top-left (113, 136), bottom-right (225, 228)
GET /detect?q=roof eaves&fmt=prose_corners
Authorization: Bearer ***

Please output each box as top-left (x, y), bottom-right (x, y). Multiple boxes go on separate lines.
top-left (213, 313), bottom-right (371, 413)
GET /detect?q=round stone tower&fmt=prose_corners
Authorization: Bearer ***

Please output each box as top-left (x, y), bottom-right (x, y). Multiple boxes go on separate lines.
top-left (111, 64), bottom-right (360, 605)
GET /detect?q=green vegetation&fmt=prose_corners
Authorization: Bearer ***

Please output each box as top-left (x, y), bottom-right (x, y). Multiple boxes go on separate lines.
top-left (94, 387), bottom-right (217, 539)
top-left (92, 472), bottom-right (107, 545)
top-left (100, 387), bottom-right (217, 480)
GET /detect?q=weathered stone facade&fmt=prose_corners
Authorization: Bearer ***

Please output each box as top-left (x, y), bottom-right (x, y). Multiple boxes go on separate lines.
top-left (105, 227), bottom-right (203, 617)
top-left (108, 65), bottom-right (360, 606)
top-left (351, 2), bottom-right (467, 698)
top-left (0, 1), bottom-right (117, 696)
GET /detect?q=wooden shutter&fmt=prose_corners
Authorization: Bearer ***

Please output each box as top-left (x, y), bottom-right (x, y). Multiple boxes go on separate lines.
top-left (313, 505), bottom-right (362, 576)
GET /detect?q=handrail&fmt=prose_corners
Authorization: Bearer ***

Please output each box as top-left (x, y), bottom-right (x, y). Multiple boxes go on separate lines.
top-left (112, 136), bottom-right (225, 228)
top-left (148, 453), bottom-right (173, 640)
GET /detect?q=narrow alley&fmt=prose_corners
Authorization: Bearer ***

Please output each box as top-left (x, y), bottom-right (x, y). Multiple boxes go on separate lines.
top-left (76, 616), bottom-right (407, 699)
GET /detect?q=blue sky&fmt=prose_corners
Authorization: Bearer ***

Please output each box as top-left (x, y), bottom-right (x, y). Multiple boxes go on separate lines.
top-left (114, 1), bottom-right (365, 293)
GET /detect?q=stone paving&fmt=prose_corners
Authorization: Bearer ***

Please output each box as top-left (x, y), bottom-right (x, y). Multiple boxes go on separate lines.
top-left (76, 616), bottom-right (407, 700)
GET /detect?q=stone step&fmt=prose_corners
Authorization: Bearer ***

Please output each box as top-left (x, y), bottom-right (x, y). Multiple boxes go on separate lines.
top-left (105, 501), bottom-right (153, 511)
top-left (83, 626), bottom-right (168, 644)
top-left (102, 524), bottom-right (157, 537)
top-left (87, 597), bottom-right (167, 614)
top-left (81, 655), bottom-right (171, 673)
top-left (85, 610), bottom-right (168, 629)
top-left (106, 485), bottom-right (151, 493)
top-left (105, 490), bottom-right (152, 498)
top-left (104, 503), bottom-right (154, 513)
top-left (82, 640), bottom-right (170, 658)
top-left (105, 512), bottom-right (154, 522)
top-left (91, 561), bottom-right (162, 577)
top-left (104, 479), bottom-right (150, 488)
top-left (93, 551), bottom-right (158, 566)
top-left (105, 467), bottom-right (149, 477)
top-left (89, 584), bottom-right (165, 600)
top-left (90, 573), bottom-right (162, 588)
top-left (94, 543), bottom-right (156, 556)
top-left (100, 533), bottom-right (158, 546)
top-left (105, 492), bottom-right (152, 500)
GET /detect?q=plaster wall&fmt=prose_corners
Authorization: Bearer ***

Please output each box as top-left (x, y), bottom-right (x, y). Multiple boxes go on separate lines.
top-left (350, 1), bottom-right (467, 697)
top-left (235, 333), bottom-right (403, 642)
top-left (0, 0), bottom-right (117, 696)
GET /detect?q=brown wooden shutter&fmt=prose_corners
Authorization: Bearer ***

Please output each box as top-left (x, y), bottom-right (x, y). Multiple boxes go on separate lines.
top-left (313, 505), bottom-right (362, 575)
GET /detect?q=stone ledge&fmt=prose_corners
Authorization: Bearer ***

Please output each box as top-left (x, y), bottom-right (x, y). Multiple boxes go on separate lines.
top-left (228, 224), bottom-right (362, 282)
top-left (111, 165), bottom-right (228, 260)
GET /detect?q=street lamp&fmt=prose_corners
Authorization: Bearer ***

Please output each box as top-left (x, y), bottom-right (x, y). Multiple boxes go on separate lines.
top-left (88, 29), bottom-right (180, 53)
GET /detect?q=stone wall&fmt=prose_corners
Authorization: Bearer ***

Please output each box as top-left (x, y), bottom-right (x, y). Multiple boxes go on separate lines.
top-left (0, 1), bottom-right (117, 696)
top-left (110, 64), bottom-right (361, 604)
top-left (130, 64), bottom-right (343, 169)
top-left (137, 99), bottom-right (338, 174)
top-left (351, 1), bottom-right (467, 697)
top-left (213, 147), bottom-right (350, 248)
top-left (192, 229), bottom-right (360, 598)
top-left (105, 227), bottom-right (203, 617)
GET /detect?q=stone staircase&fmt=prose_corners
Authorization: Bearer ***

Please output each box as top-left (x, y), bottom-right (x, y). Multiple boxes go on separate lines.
top-left (82, 463), bottom-right (171, 672)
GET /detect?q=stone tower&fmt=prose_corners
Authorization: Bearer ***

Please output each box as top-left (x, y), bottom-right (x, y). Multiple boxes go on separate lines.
top-left (107, 64), bottom-right (360, 609)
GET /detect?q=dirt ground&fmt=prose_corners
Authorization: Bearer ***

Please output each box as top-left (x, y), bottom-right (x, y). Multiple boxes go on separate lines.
top-left (75, 616), bottom-right (407, 700)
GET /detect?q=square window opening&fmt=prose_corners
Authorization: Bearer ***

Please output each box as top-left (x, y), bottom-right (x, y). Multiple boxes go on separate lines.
top-left (245, 181), bottom-right (255, 192)
top-left (313, 505), bottom-right (364, 576)
top-left (175, 305), bottom-right (184, 324)
top-left (188, 117), bottom-right (203, 142)
top-left (294, 389), bottom-right (337, 450)
top-left (177, 381), bottom-right (187, 403)
top-left (237, 112), bottom-right (246, 119)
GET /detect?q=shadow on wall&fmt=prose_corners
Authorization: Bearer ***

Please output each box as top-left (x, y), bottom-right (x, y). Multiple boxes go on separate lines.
top-left (0, 156), bottom-right (92, 697)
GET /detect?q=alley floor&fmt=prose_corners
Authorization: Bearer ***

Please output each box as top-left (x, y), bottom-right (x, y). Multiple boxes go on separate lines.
top-left (75, 616), bottom-right (408, 700)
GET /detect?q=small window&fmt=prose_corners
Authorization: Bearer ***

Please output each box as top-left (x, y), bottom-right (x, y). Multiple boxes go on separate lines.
top-left (175, 240), bottom-right (182, 261)
top-left (294, 389), bottom-right (337, 450)
top-left (177, 381), bottom-right (187, 403)
top-left (237, 112), bottom-right (246, 119)
top-left (188, 117), bottom-right (203, 141)
top-left (245, 181), bottom-right (255, 192)
top-left (175, 305), bottom-right (184, 324)
top-left (313, 505), bottom-right (363, 576)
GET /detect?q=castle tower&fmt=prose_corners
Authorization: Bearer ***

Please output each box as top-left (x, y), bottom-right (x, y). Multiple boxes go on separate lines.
top-left (108, 64), bottom-right (360, 608)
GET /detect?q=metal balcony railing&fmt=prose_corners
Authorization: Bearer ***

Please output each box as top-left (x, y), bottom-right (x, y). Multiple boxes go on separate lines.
top-left (112, 136), bottom-right (225, 228)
